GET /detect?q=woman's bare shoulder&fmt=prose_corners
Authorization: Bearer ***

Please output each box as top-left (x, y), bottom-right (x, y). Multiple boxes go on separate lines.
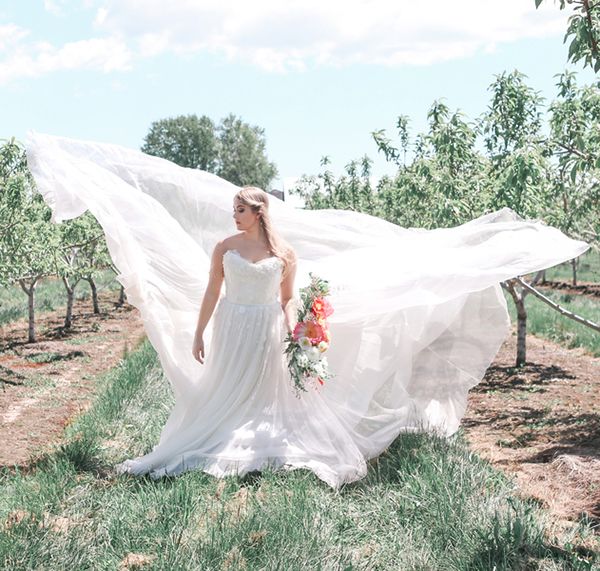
top-left (280, 241), bottom-right (297, 261)
top-left (219, 233), bottom-right (245, 252)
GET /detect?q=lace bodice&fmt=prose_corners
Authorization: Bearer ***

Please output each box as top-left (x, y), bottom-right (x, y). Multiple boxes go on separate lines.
top-left (222, 249), bottom-right (283, 305)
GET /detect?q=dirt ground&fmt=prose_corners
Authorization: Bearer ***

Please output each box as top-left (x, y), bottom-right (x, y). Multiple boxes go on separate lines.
top-left (463, 330), bottom-right (600, 530)
top-left (539, 279), bottom-right (600, 299)
top-left (0, 291), bottom-right (146, 467)
top-left (0, 291), bottom-right (598, 535)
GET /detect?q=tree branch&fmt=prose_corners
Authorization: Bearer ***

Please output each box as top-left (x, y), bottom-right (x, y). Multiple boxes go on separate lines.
top-left (555, 140), bottom-right (592, 161)
top-left (515, 276), bottom-right (600, 333)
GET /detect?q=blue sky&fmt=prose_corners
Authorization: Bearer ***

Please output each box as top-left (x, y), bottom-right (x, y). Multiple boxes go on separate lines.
top-left (1, 1), bottom-right (596, 197)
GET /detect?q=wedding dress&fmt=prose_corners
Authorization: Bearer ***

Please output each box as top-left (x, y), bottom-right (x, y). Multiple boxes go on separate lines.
top-left (25, 132), bottom-right (590, 488)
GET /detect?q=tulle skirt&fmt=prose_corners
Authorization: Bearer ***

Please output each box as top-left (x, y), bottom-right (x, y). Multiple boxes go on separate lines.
top-left (116, 297), bottom-right (368, 488)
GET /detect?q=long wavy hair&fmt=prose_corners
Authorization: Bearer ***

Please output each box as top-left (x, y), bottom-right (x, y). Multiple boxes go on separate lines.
top-left (234, 186), bottom-right (294, 279)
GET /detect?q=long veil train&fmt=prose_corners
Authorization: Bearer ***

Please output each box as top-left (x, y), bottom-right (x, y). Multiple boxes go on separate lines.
top-left (25, 132), bottom-right (590, 466)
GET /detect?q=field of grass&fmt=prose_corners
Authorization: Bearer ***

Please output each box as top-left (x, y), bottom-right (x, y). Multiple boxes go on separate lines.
top-left (0, 269), bottom-right (122, 326)
top-left (1, 341), bottom-right (596, 570)
top-left (545, 250), bottom-right (600, 284)
top-left (505, 288), bottom-right (600, 357)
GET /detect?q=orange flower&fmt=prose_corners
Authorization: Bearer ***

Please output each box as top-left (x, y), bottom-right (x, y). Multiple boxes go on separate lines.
top-left (311, 297), bottom-right (334, 319)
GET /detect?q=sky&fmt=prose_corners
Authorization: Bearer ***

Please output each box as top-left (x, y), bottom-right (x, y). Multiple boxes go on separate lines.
top-left (1, 0), bottom-right (597, 200)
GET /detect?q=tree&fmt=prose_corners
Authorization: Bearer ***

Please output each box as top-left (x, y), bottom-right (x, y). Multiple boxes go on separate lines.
top-left (370, 100), bottom-right (490, 229)
top-left (546, 71), bottom-right (600, 284)
top-left (535, 0), bottom-right (600, 72)
top-left (14, 203), bottom-right (57, 342)
top-left (215, 113), bottom-right (278, 189)
top-left (292, 155), bottom-right (376, 213)
top-left (141, 115), bottom-right (218, 171)
top-left (141, 113), bottom-right (279, 190)
top-left (73, 214), bottom-right (112, 315)
top-left (0, 139), bottom-right (57, 342)
top-left (52, 214), bottom-right (103, 329)
top-left (0, 138), bottom-right (29, 284)
top-left (477, 71), bottom-right (555, 365)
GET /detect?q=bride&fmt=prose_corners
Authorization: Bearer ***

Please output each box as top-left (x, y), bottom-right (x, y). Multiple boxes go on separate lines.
top-left (129, 187), bottom-right (371, 487)
top-left (25, 132), bottom-right (590, 489)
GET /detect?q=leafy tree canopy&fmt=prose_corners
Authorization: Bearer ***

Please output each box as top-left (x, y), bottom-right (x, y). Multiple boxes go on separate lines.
top-left (141, 113), bottom-right (278, 190)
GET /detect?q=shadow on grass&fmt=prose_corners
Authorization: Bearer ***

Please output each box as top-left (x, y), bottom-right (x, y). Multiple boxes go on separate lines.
top-left (24, 350), bottom-right (87, 364)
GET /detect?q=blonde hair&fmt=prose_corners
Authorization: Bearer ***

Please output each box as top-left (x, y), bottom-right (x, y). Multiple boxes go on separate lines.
top-left (234, 186), bottom-right (295, 279)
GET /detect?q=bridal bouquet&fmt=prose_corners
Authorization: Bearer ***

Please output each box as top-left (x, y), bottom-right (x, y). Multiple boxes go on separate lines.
top-left (284, 272), bottom-right (335, 393)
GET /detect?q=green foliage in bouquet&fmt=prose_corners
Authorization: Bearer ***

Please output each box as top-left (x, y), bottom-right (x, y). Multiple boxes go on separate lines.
top-left (284, 272), bottom-right (334, 394)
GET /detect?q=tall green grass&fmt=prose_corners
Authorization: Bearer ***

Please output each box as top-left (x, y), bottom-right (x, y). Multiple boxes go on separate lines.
top-left (0, 269), bottom-right (121, 326)
top-left (0, 341), bottom-right (596, 570)
top-left (506, 289), bottom-right (600, 357)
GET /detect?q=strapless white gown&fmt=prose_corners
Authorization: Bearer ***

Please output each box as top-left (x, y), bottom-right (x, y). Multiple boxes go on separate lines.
top-left (24, 132), bottom-right (590, 488)
top-left (116, 248), bottom-right (368, 487)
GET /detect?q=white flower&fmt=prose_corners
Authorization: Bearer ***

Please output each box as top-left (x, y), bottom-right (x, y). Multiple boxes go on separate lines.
top-left (297, 353), bottom-right (309, 367)
top-left (306, 347), bottom-right (321, 362)
top-left (317, 341), bottom-right (328, 353)
top-left (299, 337), bottom-right (312, 350)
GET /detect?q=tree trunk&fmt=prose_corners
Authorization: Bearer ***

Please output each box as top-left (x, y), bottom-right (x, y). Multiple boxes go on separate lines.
top-left (62, 276), bottom-right (78, 329)
top-left (118, 284), bottom-right (126, 306)
top-left (571, 257), bottom-right (578, 286)
top-left (515, 299), bottom-right (527, 367)
top-left (19, 278), bottom-right (38, 343)
top-left (502, 278), bottom-right (535, 368)
top-left (86, 277), bottom-right (100, 314)
top-left (540, 269), bottom-right (546, 285)
top-left (65, 290), bottom-right (74, 328)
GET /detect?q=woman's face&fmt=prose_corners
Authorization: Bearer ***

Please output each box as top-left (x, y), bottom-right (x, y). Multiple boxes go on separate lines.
top-left (233, 198), bottom-right (260, 231)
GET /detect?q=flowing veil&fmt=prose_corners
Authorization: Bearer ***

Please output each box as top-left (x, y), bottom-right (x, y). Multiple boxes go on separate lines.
top-left (25, 132), bottom-right (590, 462)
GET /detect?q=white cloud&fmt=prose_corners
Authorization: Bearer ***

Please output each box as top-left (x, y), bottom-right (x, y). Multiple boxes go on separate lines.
top-left (0, 24), bottom-right (29, 51)
top-left (43, 0), bottom-right (77, 16)
top-left (43, 0), bottom-right (63, 15)
top-left (94, 7), bottom-right (108, 26)
top-left (0, 1), bottom-right (571, 83)
top-left (0, 34), bottom-right (132, 84)
top-left (93, 0), bottom-right (569, 71)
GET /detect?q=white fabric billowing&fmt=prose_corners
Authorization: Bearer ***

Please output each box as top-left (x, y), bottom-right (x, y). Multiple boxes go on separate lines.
top-left (25, 131), bottom-right (590, 488)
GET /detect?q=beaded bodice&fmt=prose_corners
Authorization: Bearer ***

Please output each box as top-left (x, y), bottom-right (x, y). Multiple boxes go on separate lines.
top-left (222, 249), bottom-right (283, 305)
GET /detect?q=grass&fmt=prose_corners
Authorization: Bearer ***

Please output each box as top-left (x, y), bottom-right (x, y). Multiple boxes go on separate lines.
top-left (545, 250), bottom-right (600, 284)
top-left (0, 269), bottom-right (122, 326)
top-left (505, 288), bottom-right (600, 357)
top-left (0, 340), bottom-right (597, 570)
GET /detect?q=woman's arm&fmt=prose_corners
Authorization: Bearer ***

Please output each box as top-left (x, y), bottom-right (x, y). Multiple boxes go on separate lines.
top-left (192, 241), bottom-right (225, 362)
top-left (280, 249), bottom-right (298, 335)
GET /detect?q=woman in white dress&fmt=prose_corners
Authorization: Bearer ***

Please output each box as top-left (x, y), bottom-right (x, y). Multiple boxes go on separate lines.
top-left (24, 132), bottom-right (591, 489)
top-left (118, 187), bottom-right (369, 487)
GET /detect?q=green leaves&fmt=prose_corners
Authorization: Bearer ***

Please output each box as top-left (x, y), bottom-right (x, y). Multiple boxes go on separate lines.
top-left (216, 113), bottom-right (278, 190)
top-left (480, 70), bottom-right (544, 161)
top-left (294, 65), bottom-right (599, 255)
top-left (141, 113), bottom-right (278, 190)
top-left (535, 0), bottom-right (600, 72)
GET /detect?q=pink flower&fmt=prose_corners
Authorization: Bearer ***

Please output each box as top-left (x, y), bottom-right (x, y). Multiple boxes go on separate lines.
top-left (292, 320), bottom-right (325, 344)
